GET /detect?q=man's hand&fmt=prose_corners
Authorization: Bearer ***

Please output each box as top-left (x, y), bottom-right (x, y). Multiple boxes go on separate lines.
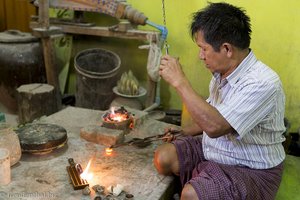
top-left (162, 128), bottom-right (183, 143)
top-left (159, 55), bottom-right (186, 88)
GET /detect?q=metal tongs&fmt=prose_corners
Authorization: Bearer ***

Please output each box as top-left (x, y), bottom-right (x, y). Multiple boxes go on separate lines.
top-left (110, 129), bottom-right (183, 148)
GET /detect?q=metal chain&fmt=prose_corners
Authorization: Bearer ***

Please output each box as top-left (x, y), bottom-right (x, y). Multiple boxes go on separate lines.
top-left (161, 0), bottom-right (169, 54)
top-left (162, 0), bottom-right (167, 27)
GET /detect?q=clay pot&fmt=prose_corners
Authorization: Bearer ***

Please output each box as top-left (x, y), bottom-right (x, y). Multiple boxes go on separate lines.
top-left (110, 86), bottom-right (147, 110)
top-left (102, 114), bottom-right (133, 131)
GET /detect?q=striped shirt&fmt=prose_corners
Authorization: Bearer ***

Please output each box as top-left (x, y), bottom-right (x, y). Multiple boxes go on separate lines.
top-left (203, 50), bottom-right (286, 169)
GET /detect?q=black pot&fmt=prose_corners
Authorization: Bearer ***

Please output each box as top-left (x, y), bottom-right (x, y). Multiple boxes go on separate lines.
top-left (0, 30), bottom-right (46, 113)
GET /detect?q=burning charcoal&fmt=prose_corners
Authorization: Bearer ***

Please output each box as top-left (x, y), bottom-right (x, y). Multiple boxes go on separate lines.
top-left (94, 196), bottom-right (102, 200)
top-left (125, 193), bottom-right (134, 199)
top-left (82, 186), bottom-right (91, 195)
top-left (103, 107), bottom-right (130, 123)
top-left (92, 184), bottom-right (105, 194)
top-left (103, 112), bottom-right (109, 119)
top-left (119, 106), bottom-right (127, 113)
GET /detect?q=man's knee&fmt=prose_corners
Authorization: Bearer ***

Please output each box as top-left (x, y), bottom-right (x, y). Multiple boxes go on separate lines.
top-left (154, 143), bottom-right (179, 175)
top-left (181, 184), bottom-right (198, 200)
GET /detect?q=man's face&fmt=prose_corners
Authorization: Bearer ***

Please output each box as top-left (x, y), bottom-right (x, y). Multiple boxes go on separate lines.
top-left (195, 31), bottom-right (229, 74)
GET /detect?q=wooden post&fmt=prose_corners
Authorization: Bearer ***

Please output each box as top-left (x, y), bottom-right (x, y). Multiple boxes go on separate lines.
top-left (38, 0), bottom-right (62, 109)
top-left (17, 83), bottom-right (59, 124)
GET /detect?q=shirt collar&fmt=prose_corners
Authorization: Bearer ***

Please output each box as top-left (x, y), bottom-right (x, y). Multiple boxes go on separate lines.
top-left (213, 50), bottom-right (257, 86)
top-left (227, 50), bottom-right (257, 85)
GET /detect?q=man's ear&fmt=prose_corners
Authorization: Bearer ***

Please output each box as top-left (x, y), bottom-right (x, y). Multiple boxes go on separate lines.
top-left (222, 43), bottom-right (233, 57)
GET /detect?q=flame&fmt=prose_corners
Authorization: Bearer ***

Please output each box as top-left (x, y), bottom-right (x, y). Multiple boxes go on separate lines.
top-left (110, 107), bottom-right (116, 115)
top-left (80, 159), bottom-right (93, 181)
top-left (105, 147), bottom-right (113, 156)
top-left (107, 107), bottom-right (128, 122)
top-left (114, 115), bottom-right (126, 122)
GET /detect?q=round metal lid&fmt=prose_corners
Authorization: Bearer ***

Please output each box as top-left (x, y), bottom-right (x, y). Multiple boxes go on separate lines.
top-left (15, 123), bottom-right (68, 154)
top-left (0, 30), bottom-right (39, 43)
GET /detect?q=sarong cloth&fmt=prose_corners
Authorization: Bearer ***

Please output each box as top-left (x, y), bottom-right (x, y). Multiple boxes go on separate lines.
top-left (173, 136), bottom-right (283, 200)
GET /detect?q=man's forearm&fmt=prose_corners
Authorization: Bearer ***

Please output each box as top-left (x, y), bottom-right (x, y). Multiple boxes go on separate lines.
top-left (176, 78), bottom-right (233, 138)
top-left (182, 122), bottom-right (203, 136)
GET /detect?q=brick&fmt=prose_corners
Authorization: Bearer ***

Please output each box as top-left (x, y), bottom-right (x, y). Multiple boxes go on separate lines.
top-left (80, 125), bottom-right (125, 147)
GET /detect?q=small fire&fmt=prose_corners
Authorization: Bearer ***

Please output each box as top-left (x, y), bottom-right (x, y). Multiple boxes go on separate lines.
top-left (111, 107), bottom-right (116, 115)
top-left (103, 107), bottom-right (129, 122)
top-left (80, 159), bottom-right (93, 181)
top-left (105, 147), bottom-right (113, 156)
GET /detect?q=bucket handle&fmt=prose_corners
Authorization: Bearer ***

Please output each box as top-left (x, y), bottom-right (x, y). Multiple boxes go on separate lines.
top-left (75, 65), bottom-right (119, 80)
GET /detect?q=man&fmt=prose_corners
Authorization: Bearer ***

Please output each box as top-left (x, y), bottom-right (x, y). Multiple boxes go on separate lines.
top-left (155, 2), bottom-right (286, 200)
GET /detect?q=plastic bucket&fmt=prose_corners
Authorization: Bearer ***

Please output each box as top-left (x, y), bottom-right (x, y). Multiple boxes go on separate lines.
top-left (74, 48), bottom-right (121, 110)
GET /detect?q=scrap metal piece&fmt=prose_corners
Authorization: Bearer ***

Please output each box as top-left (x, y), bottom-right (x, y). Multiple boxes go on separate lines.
top-left (125, 193), bottom-right (134, 199)
top-left (66, 158), bottom-right (89, 190)
top-left (82, 186), bottom-right (91, 195)
top-left (92, 184), bottom-right (105, 194)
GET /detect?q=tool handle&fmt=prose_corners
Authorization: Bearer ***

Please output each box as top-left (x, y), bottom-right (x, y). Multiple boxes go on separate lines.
top-left (68, 158), bottom-right (76, 166)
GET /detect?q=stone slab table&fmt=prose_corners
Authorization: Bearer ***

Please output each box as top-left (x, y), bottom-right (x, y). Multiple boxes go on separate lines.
top-left (0, 106), bottom-right (179, 200)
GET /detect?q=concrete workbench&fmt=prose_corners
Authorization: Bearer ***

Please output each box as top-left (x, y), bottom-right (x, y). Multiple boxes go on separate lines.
top-left (0, 106), bottom-right (178, 200)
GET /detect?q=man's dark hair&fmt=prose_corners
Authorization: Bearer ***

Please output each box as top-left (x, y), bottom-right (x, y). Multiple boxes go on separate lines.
top-left (190, 2), bottom-right (251, 51)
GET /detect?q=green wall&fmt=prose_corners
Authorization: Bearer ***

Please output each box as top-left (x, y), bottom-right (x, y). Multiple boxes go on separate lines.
top-left (127, 0), bottom-right (300, 132)
top-left (59, 1), bottom-right (300, 132)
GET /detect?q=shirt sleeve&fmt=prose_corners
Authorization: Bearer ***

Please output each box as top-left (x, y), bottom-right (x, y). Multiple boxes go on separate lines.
top-left (215, 80), bottom-right (277, 138)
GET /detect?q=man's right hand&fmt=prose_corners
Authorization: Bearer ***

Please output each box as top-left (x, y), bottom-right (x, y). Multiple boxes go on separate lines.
top-left (159, 55), bottom-right (186, 89)
top-left (162, 128), bottom-right (183, 143)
